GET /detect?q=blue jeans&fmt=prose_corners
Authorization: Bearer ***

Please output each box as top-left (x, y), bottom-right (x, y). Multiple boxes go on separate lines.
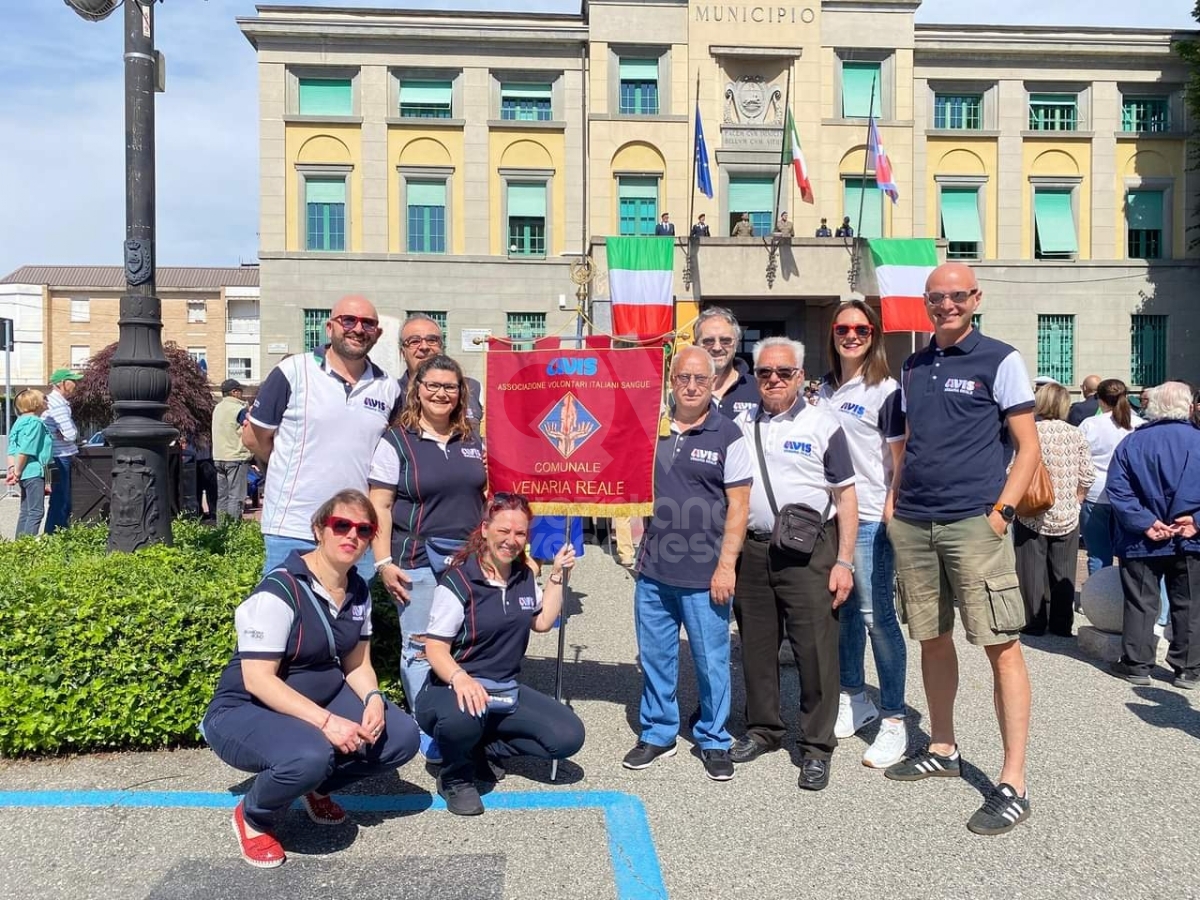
top-left (44, 457), bottom-right (72, 534)
top-left (634, 575), bottom-right (732, 750)
top-left (838, 519), bottom-right (907, 719)
top-left (262, 534), bottom-right (375, 583)
top-left (397, 566), bottom-right (438, 709)
top-left (1080, 501), bottom-right (1114, 576)
top-left (16, 476), bottom-right (45, 537)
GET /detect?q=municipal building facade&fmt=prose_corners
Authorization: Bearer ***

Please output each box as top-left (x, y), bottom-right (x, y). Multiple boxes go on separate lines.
top-left (239, 0), bottom-right (1199, 387)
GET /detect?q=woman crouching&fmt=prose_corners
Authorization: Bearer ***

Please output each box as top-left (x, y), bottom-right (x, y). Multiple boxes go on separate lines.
top-left (204, 489), bottom-right (420, 868)
top-left (416, 492), bottom-right (585, 816)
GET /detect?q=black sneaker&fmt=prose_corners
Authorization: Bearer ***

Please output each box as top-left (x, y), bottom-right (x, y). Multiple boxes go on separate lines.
top-left (1174, 670), bottom-right (1199, 691)
top-left (884, 746), bottom-right (962, 781)
top-left (437, 775), bottom-right (484, 816)
top-left (622, 740), bottom-right (677, 770)
top-left (967, 783), bottom-right (1031, 835)
top-left (1110, 659), bottom-right (1151, 686)
top-left (700, 749), bottom-right (734, 781)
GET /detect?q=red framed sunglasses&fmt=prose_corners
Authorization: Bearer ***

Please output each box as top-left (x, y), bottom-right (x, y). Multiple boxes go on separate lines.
top-left (833, 324), bottom-right (874, 338)
top-left (323, 516), bottom-right (377, 541)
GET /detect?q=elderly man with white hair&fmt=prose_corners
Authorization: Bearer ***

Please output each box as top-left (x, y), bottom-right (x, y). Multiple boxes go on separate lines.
top-left (1107, 381), bottom-right (1200, 691)
top-left (728, 337), bottom-right (858, 792)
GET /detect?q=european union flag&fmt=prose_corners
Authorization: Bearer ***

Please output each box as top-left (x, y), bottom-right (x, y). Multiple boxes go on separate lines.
top-left (694, 103), bottom-right (713, 199)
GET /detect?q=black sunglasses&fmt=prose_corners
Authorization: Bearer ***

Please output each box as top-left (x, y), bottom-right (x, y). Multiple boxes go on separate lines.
top-left (754, 366), bottom-right (800, 381)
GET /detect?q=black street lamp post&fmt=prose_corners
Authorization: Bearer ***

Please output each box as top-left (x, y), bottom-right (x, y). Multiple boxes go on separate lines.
top-left (67, 0), bottom-right (176, 550)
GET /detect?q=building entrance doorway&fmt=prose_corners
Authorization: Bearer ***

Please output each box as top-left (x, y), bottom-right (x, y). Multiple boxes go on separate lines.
top-left (736, 320), bottom-right (787, 366)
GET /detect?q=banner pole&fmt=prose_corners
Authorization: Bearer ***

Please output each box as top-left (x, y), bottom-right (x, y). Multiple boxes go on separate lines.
top-left (550, 513), bottom-right (572, 783)
top-left (688, 70), bottom-right (699, 241)
top-left (852, 73), bottom-right (877, 268)
top-left (775, 66), bottom-right (791, 228)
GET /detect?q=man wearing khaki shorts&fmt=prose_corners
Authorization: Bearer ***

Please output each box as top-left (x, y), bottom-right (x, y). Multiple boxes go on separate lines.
top-left (883, 263), bottom-right (1041, 836)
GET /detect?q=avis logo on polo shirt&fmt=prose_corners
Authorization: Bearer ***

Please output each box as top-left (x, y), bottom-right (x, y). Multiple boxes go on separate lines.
top-left (690, 448), bottom-right (720, 466)
top-left (461, 447), bottom-right (483, 460)
top-left (783, 440), bottom-right (813, 455)
top-left (944, 378), bottom-right (981, 396)
top-left (350, 604), bottom-right (366, 622)
top-left (839, 402), bottom-right (867, 418)
top-left (363, 397), bottom-right (389, 413)
top-left (733, 401), bottom-right (757, 414)
top-left (518, 595), bottom-right (537, 611)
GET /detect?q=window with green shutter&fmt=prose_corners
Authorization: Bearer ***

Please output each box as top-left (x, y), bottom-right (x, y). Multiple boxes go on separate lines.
top-left (618, 177), bottom-right (658, 235)
top-left (1033, 189), bottom-right (1077, 259)
top-left (1037, 315), bottom-right (1074, 385)
top-left (1028, 94), bottom-right (1077, 131)
top-left (843, 178), bottom-right (883, 239)
top-left (1121, 97), bottom-right (1170, 133)
top-left (728, 177), bottom-right (775, 237)
top-left (939, 187), bottom-right (983, 259)
top-left (298, 78), bottom-right (352, 116)
top-left (1126, 190), bottom-right (1164, 260)
top-left (507, 183), bottom-right (547, 256)
top-left (507, 312), bottom-right (547, 351)
top-left (305, 179), bottom-right (346, 252)
top-left (406, 181), bottom-right (446, 254)
top-left (399, 80), bottom-right (453, 118)
top-left (933, 94), bottom-right (982, 130)
top-left (501, 83), bottom-right (553, 121)
top-left (303, 308), bottom-right (331, 352)
top-left (1130, 315), bottom-right (1167, 386)
top-left (619, 58), bottom-right (659, 115)
top-left (841, 62), bottom-right (882, 118)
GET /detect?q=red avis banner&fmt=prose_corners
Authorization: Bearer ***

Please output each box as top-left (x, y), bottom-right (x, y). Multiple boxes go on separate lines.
top-left (485, 344), bottom-right (662, 516)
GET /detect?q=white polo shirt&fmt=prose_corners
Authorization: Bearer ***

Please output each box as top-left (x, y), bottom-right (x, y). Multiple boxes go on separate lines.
top-left (250, 347), bottom-right (401, 539)
top-left (1079, 410), bottom-right (1145, 503)
top-left (816, 375), bottom-right (905, 522)
top-left (736, 399), bottom-right (856, 532)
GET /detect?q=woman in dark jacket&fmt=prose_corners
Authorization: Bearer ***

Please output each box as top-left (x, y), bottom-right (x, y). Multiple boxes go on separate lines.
top-left (1106, 382), bottom-right (1200, 690)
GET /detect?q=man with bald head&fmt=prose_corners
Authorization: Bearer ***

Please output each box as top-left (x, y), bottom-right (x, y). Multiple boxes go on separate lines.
top-left (245, 295), bottom-right (401, 576)
top-left (884, 263), bottom-right (1040, 835)
top-left (1068, 374), bottom-right (1102, 426)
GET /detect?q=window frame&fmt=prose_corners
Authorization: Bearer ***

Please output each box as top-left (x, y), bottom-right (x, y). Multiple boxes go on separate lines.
top-left (1027, 92), bottom-right (1080, 132)
top-left (1030, 179), bottom-right (1082, 261)
top-left (227, 357), bottom-right (253, 382)
top-left (616, 174), bottom-right (661, 236)
top-left (935, 176), bottom-right (987, 261)
top-left (500, 169), bottom-right (553, 259)
top-left (1036, 314), bottom-right (1075, 386)
top-left (69, 297), bottom-right (90, 323)
top-left (1130, 314), bottom-right (1168, 388)
top-left (390, 69), bottom-right (463, 122)
top-left (835, 51), bottom-right (893, 120)
top-left (506, 312), bottom-right (547, 351)
top-left (1123, 179), bottom-right (1172, 261)
top-left (841, 176), bottom-right (885, 239)
top-left (302, 308), bottom-right (332, 353)
top-left (1120, 94), bottom-right (1171, 133)
top-left (287, 66), bottom-right (360, 119)
top-left (609, 47), bottom-right (669, 117)
top-left (187, 299), bottom-right (207, 325)
top-left (399, 166), bottom-right (453, 255)
top-left (70, 345), bottom-right (90, 370)
top-left (932, 93), bottom-right (983, 130)
top-left (187, 347), bottom-right (208, 369)
top-left (296, 165), bottom-right (352, 253)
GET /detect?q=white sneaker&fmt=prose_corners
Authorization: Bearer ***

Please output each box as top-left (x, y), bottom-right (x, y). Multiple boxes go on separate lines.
top-left (834, 691), bottom-right (879, 739)
top-left (862, 718), bottom-right (908, 769)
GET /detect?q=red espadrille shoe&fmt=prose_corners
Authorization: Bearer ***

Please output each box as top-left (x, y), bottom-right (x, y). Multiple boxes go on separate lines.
top-left (302, 792), bottom-right (347, 826)
top-left (232, 801), bottom-right (285, 869)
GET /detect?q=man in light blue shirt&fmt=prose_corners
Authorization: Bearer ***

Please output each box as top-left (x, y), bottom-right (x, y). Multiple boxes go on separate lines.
top-left (42, 368), bottom-right (82, 533)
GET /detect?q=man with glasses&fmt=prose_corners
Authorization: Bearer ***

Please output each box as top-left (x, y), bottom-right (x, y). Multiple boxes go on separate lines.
top-left (694, 307), bottom-right (760, 420)
top-left (884, 262), bottom-right (1039, 836)
top-left (622, 346), bottom-right (753, 781)
top-left (396, 314), bottom-right (483, 423)
top-left (730, 337), bottom-right (858, 792)
top-left (245, 294), bottom-right (401, 578)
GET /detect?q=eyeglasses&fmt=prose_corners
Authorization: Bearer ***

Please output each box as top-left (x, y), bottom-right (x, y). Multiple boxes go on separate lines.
top-left (923, 289), bottom-right (979, 306)
top-left (331, 315), bottom-right (380, 334)
top-left (324, 516), bottom-right (377, 541)
top-left (671, 373), bottom-right (712, 388)
top-left (419, 379), bottom-right (460, 396)
top-left (402, 334), bottom-right (443, 348)
top-left (754, 366), bottom-right (800, 381)
top-left (833, 324), bottom-right (874, 338)
top-left (698, 336), bottom-right (736, 349)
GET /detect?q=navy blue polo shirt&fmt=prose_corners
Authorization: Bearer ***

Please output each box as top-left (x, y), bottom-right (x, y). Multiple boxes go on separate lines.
top-left (209, 551), bottom-right (372, 710)
top-left (716, 358), bottom-right (761, 420)
top-left (397, 371), bottom-right (484, 423)
top-left (636, 407), bottom-right (754, 589)
top-left (368, 425), bottom-right (486, 570)
top-left (897, 330), bottom-right (1035, 522)
top-left (425, 557), bottom-right (543, 682)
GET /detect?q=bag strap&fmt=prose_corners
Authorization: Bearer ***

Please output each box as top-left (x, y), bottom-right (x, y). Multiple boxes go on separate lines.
top-left (754, 417), bottom-right (780, 518)
top-left (281, 571), bottom-right (340, 666)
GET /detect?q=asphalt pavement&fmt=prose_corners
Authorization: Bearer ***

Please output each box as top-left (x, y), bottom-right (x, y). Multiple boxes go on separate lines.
top-left (1, 494), bottom-right (1197, 900)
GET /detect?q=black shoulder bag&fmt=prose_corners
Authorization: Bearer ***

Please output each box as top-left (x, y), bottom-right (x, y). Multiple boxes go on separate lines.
top-left (754, 418), bottom-right (831, 560)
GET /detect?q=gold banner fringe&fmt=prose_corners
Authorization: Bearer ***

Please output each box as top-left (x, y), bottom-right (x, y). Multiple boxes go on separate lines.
top-left (530, 502), bottom-right (653, 517)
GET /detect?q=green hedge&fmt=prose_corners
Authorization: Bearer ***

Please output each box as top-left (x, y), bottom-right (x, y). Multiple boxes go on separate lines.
top-left (0, 520), bottom-right (401, 757)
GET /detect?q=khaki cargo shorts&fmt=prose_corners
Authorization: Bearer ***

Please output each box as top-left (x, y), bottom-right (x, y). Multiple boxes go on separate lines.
top-left (889, 515), bottom-right (1027, 647)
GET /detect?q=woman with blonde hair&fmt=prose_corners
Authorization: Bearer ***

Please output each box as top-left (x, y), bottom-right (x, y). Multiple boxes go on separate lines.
top-left (5, 389), bottom-right (53, 537)
top-left (1013, 383), bottom-right (1095, 636)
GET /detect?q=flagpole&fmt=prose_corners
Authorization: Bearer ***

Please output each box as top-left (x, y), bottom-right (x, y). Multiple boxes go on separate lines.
top-left (688, 70), bottom-right (700, 242)
top-left (550, 518), bottom-right (570, 782)
top-left (775, 65), bottom-right (792, 229)
top-left (855, 74), bottom-right (876, 252)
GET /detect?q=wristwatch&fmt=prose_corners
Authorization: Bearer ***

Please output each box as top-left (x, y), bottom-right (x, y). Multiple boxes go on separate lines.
top-left (992, 503), bottom-right (1016, 523)
top-left (834, 559), bottom-right (856, 574)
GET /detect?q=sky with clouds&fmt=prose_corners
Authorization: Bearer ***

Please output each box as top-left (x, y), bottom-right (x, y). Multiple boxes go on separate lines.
top-left (1, 0), bottom-right (1195, 277)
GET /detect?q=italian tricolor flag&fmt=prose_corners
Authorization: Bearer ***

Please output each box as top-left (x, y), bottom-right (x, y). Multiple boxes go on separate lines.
top-left (607, 236), bottom-right (674, 339)
top-left (784, 109), bottom-right (814, 204)
top-left (868, 239), bottom-right (938, 333)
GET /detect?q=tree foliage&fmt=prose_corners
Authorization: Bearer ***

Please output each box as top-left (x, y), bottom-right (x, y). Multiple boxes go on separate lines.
top-left (70, 341), bottom-right (216, 439)
top-left (1174, 2), bottom-right (1200, 246)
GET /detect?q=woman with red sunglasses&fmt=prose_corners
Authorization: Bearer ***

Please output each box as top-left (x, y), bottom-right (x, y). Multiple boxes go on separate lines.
top-left (817, 299), bottom-right (910, 769)
top-left (415, 493), bottom-right (585, 816)
top-left (203, 489), bottom-right (420, 869)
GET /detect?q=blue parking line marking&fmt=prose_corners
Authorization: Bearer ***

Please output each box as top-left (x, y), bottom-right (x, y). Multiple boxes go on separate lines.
top-left (0, 789), bottom-right (667, 900)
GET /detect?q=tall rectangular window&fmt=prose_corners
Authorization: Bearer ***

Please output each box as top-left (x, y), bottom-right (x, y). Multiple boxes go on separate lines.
top-left (841, 62), bottom-right (882, 118)
top-left (303, 308), bottom-right (331, 353)
top-left (728, 176), bottom-right (775, 236)
top-left (70, 345), bottom-right (89, 370)
top-left (1130, 315), bottom-right (1167, 386)
top-left (617, 177), bottom-right (658, 235)
top-left (1028, 94), bottom-right (1077, 131)
top-left (619, 58), bottom-right (659, 115)
top-left (70, 298), bottom-right (90, 323)
top-left (298, 78), bottom-right (352, 116)
top-left (939, 187), bottom-right (983, 259)
top-left (399, 80), bottom-right (453, 118)
top-left (1033, 188), bottom-right (1077, 259)
top-left (1126, 190), bottom-right (1164, 260)
top-left (507, 312), bottom-right (547, 351)
top-left (187, 300), bottom-right (207, 324)
top-left (501, 83), bottom-right (553, 121)
top-left (1037, 315), bottom-right (1075, 385)
top-left (305, 178), bottom-right (346, 252)
top-left (406, 181), bottom-right (447, 254)
top-left (933, 94), bottom-right (982, 130)
top-left (843, 178), bottom-right (883, 239)
top-left (507, 182), bottom-right (547, 256)
top-left (1122, 97), bottom-right (1170, 133)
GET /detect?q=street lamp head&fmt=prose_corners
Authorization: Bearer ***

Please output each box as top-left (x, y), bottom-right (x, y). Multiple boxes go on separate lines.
top-left (64, 0), bottom-right (122, 22)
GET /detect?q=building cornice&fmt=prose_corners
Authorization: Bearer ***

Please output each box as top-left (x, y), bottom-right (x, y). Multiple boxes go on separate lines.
top-left (915, 24), bottom-right (1198, 60)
